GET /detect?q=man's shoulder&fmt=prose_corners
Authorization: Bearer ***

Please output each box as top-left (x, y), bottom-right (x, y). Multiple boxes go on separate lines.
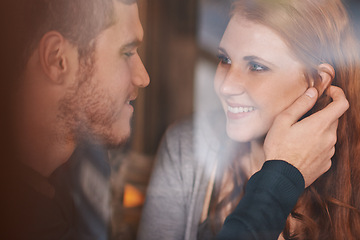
top-left (0, 166), bottom-right (76, 240)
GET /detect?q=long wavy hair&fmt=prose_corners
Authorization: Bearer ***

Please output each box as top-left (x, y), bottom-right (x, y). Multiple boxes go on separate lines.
top-left (209, 0), bottom-right (360, 239)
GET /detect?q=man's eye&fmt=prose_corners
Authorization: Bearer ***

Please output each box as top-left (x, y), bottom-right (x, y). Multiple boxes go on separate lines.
top-left (217, 54), bottom-right (232, 65)
top-left (124, 52), bottom-right (136, 57)
top-left (249, 62), bottom-right (269, 72)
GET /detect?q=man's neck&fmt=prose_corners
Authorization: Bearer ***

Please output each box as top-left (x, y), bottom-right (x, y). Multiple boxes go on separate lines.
top-left (18, 134), bottom-right (76, 177)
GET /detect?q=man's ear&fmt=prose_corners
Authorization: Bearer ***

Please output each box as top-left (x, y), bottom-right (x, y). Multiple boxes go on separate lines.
top-left (314, 63), bottom-right (335, 96)
top-left (38, 31), bottom-right (71, 84)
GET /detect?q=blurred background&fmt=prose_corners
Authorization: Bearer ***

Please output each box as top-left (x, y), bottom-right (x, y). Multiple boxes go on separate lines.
top-left (131, 0), bottom-right (231, 155)
top-left (110, 0), bottom-right (231, 239)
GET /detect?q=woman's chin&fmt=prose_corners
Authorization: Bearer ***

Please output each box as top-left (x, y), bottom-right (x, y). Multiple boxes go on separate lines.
top-left (226, 130), bottom-right (253, 143)
top-left (226, 127), bottom-right (266, 143)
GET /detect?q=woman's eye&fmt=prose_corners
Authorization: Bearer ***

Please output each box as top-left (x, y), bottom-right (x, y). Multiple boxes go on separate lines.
top-left (217, 54), bottom-right (232, 65)
top-left (249, 62), bottom-right (269, 72)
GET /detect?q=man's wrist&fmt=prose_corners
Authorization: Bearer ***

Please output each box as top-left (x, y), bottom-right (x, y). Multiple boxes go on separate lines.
top-left (246, 160), bottom-right (305, 215)
top-left (263, 160), bottom-right (305, 191)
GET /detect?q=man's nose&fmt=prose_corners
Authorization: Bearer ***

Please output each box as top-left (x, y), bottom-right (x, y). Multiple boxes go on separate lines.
top-left (132, 55), bottom-right (150, 88)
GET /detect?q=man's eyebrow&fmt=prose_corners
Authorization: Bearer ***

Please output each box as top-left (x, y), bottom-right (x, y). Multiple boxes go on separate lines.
top-left (121, 39), bottom-right (142, 51)
top-left (243, 55), bottom-right (276, 67)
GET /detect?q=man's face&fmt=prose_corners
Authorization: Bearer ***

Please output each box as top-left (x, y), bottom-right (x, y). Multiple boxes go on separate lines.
top-left (61, 1), bottom-right (149, 147)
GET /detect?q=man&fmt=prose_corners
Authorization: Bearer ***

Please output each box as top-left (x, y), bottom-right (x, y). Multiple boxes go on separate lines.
top-left (0, 0), bottom-right (348, 239)
top-left (13, 0), bottom-right (149, 178)
top-left (1, 0), bottom-right (148, 239)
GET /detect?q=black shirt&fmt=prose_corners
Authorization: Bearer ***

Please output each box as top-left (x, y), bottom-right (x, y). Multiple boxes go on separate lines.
top-left (1, 163), bottom-right (76, 240)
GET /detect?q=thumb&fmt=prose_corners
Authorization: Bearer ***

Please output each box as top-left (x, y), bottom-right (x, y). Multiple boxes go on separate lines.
top-left (280, 88), bottom-right (318, 124)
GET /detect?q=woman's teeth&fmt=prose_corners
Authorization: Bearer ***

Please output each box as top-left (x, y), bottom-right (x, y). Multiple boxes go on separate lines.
top-left (228, 106), bottom-right (255, 113)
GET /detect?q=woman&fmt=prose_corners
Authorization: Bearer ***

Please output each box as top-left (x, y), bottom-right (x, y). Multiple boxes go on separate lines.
top-left (138, 0), bottom-right (360, 239)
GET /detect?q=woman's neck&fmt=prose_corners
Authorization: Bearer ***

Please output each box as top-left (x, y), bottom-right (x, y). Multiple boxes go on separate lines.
top-left (248, 139), bottom-right (266, 177)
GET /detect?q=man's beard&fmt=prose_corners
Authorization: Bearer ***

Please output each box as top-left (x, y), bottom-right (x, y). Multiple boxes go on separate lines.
top-left (57, 54), bottom-right (127, 148)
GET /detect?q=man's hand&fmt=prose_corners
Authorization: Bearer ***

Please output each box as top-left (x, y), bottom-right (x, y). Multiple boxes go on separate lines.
top-left (264, 86), bottom-right (349, 187)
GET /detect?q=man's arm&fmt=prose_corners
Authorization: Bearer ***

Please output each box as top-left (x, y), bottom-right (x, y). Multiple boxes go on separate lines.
top-left (217, 160), bottom-right (304, 240)
top-left (216, 87), bottom-right (349, 240)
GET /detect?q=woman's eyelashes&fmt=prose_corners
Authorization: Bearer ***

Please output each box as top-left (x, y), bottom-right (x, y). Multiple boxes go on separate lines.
top-left (217, 54), bottom-right (232, 65)
top-left (248, 62), bottom-right (270, 72)
top-left (217, 51), bottom-right (270, 73)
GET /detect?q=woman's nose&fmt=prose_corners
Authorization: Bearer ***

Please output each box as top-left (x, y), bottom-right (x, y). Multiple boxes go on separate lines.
top-left (219, 66), bottom-right (246, 96)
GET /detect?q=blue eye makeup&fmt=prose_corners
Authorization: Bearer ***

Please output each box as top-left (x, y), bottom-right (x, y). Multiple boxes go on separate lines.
top-left (217, 54), bottom-right (232, 65)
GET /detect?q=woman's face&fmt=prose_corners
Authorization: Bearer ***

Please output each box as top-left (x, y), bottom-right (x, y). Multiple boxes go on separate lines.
top-left (215, 15), bottom-right (309, 142)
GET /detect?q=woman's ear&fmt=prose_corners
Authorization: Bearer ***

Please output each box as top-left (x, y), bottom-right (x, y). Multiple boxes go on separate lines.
top-left (315, 63), bottom-right (335, 96)
top-left (38, 31), bottom-right (71, 84)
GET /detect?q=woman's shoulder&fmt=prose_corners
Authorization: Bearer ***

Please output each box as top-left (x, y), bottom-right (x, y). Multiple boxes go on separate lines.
top-left (163, 110), bottom-right (228, 150)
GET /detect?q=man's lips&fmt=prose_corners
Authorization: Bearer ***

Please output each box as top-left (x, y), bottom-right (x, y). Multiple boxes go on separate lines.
top-left (127, 94), bottom-right (138, 104)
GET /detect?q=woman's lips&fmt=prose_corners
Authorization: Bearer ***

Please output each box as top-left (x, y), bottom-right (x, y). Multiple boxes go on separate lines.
top-left (226, 105), bottom-right (256, 119)
top-left (227, 106), bottom-right (255, 113)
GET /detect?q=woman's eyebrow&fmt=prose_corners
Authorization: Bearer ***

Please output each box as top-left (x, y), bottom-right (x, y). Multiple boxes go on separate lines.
top-left (218, 47), bottom-right (229, 55)
top-left (243, 55), bottom-right (276, 68)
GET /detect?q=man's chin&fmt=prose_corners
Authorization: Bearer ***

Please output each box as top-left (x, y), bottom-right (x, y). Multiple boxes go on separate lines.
top-left (101, 132), bottom-right (131, 148)
top-left (105, 135), bottom-right (130, 149)
top-left (79, 131), bottom-right (131, 149)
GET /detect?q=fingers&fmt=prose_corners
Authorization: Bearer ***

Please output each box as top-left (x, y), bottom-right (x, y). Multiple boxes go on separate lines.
top-left (315, 86), bottom-right (349, 122)
top-left (329, 119), bottom-right (338, 138)
top-left (277, 88), bottom-right (318, 124)
top-left (329, 146), bottom-right (335, 160)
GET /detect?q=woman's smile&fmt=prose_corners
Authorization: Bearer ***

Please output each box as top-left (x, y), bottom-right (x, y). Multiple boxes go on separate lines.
top-left (214, 15), bottom-right (308, 142)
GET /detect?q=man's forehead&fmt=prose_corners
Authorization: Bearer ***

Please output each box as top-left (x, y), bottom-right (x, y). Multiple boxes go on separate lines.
top-left (112, 0), bottom-right (141, 29)
top-left (106, 0), bottom-right (143, 46)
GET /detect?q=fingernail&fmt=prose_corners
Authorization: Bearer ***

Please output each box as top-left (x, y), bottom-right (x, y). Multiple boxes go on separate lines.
top-left (306, 88), bottom-right (316, 98)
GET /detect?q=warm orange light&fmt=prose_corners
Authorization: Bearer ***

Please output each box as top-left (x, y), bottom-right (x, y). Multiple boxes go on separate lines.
top-left (123, 184), bottom-right (145, 208)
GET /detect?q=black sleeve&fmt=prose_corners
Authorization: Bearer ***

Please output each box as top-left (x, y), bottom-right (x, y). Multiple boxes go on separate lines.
top-left (216, 160), bottom-right (305, 240)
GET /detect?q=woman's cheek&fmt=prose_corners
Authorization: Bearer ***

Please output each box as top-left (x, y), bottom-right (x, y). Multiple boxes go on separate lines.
top-left (214, 68), bottom-right (225, 96)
